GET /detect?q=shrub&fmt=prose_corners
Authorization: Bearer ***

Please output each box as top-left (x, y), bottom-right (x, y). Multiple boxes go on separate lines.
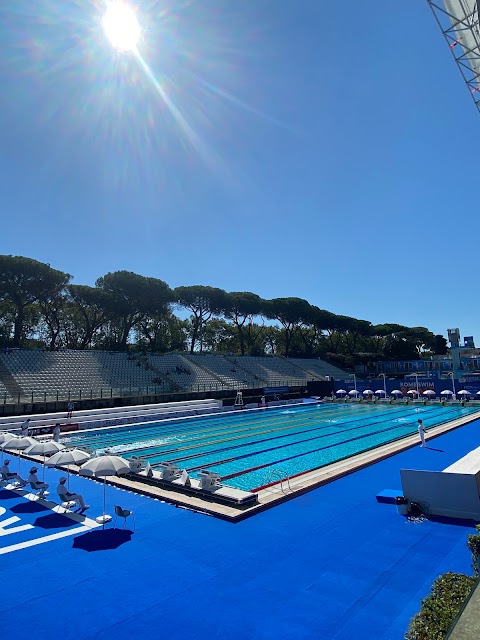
top-left (405, 572), bottom-right (476, 640)
top-left (467, 525), bottom-right (480, 576)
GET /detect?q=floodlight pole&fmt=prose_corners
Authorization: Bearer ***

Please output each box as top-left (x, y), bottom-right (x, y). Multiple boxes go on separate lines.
top-left (379, 373), bottom-right (387, 397)
top-left (449, 371), bottom-right (457, 397)
top-left (414, 373), bottom-right (420, 396)
top-left (350, 373), bottom-right (357, 392)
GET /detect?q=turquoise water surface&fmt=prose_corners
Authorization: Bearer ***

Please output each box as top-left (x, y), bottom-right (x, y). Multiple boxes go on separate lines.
top-left (61, 403), bottom-right (480, 490)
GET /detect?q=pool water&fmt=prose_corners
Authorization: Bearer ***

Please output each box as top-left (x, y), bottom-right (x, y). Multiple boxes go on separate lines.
top-left (61, 403), bottom-right (480, 491)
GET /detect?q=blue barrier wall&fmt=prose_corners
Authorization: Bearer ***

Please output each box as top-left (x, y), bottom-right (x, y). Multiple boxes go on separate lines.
top-left (334, 379), bottom-right (480, 395)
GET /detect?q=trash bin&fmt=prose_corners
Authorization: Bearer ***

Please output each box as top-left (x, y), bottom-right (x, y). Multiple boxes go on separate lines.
top-left (395, 496), bottom-right (409, 515)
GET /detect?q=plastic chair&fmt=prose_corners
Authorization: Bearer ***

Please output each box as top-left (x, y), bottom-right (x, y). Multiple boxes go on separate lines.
top-left (56, 490), bottom-right (77, 512)
top-left (30, 481), bottom-right (49, 499)
top-left (114, 505), bottom-right (135, 531)
top-left (59, 499), bottom-right (76, 512)
top-left (1, 472), bottom-right (24, 488)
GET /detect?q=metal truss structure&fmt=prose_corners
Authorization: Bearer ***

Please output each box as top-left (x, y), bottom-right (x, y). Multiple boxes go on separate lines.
top-left (427, 0), bottom-right (480, 113)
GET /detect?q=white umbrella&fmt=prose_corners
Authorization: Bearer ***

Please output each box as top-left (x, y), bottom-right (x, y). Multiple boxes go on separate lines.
top-left (335, 389), bottom-right (347, 395)
top-left (0, 432), bottom-right (14, 462)
top-left (348, 390), bottom-right (359, 396)
top-left (476, 391), bottom-right (480, 396)
top-left (79, 455), bottom-right (130, 525)
top-left (46, 448), bottom-right (91, 490)
top-left (362, 390), bottom-right (374, 395)
top-left (440, 390), bottom-right (453, 396)
top-left (24, 441), bottom-right (65, 482)
top-left (391, 390), bottom-right (403, 397)
top-left (458, 390), bottom-right (471, 396)
top-left (1, 436), bottom-right (37, 450)
top-left (407, 390), bottom-right (418, 396)
top-left (1, 436), bottom-right (38, 474)
top-left (374, 390), bottom-right (386, 396)
top-left (423, 390), bottom-right (436, 396)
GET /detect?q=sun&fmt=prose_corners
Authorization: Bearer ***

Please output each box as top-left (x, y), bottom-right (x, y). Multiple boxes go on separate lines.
top-left (102, 1), bottom-right (141, 53)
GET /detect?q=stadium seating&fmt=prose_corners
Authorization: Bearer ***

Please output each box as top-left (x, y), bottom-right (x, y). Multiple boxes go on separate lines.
top-left (0, 379), bottom-right (11, 401)
top-left (287, 358), bottom-right (348, 380)
top-left (0, 350), bottom-right (165, 399)
top-left (147, 353), bottom-right (228, 391)
top-left (186, 354), bottom-right (257, 388)
top-left (0, 350), bottom-right (347, 402)
top-left (235, 356), bottom-right (310, 386)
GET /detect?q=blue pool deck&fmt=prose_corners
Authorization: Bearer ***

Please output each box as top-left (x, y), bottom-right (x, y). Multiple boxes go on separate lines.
top-left (3, 417), bottom-right (480, 640)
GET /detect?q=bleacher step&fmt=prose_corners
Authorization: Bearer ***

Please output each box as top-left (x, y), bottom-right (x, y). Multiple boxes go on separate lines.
top-left (0, 356), bottom-right (23, 395)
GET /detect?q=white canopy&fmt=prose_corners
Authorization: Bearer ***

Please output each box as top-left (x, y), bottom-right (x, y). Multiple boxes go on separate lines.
top-left (79, 455), bottom-right (131, 526)
top-left (79, 455), bottom-right (130, 478)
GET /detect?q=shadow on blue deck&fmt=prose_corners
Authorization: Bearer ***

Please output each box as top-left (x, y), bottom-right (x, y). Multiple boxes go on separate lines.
top-left (72, 528), bottom-right (133, 552)
top-left (33, 513), bottom-right (80, 529)
top-left (11, 501), bottom-right (49, 514)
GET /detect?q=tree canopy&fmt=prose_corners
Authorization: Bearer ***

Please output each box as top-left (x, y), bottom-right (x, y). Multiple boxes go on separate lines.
top-left (96, 271), bottom-right (172, 349)
top-left (0, 255), bottom-right (71, 347)
top-left (0, 255), bottom-right (448, 368)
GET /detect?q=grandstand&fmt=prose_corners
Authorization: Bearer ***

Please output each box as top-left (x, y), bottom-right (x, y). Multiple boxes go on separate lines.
top-left (0, 350), bottom-right (168, 401)
top-left (186, 354), bottom-right (259, 388)
top-left (146, 353), bottom-right (228, 391)
top-left (0, 350), bottom-right (347, 403)
top-left (287, 357), bottom-right (348, 380)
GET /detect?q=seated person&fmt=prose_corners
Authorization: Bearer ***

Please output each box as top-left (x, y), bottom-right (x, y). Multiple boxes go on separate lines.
top-left (28, 467), bottom-right (49, 497)
top-left (56, 477), bottom-right (90, 512)
top-left (0, 460), bottom-right (27, 486)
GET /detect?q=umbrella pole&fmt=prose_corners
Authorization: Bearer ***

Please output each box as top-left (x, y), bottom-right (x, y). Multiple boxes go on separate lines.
top-left (103, 478), bottom-right (106, 518)
top-left (68, 466), bottom-right (71, 491)
top-left (43, 454), bottom-right (46, 483)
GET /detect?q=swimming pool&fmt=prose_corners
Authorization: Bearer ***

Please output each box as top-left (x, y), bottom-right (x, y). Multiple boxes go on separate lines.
top-left (61, 403), bottom-right (480, 491)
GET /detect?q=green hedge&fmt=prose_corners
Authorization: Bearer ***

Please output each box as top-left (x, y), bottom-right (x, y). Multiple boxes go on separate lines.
top-left (405, 572), bottom-right (476, 640)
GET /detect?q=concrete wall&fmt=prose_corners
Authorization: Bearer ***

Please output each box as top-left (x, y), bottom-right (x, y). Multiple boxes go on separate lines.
top-left (400, 468), bottom-right (480, 520)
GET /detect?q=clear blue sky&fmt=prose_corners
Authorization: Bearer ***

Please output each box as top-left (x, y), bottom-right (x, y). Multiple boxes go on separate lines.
top-left (0, 0), bottom-right (478, 343)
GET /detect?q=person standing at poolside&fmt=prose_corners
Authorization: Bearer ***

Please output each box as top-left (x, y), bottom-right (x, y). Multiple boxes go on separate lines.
top-left (52, 423), bottom-right (61, 442)
top-left (20, 418), bottom-right (31, 436)
top-left (67, 400), bottom-right (74, 419)
top-left (418, 419), bottom-right (426, 448)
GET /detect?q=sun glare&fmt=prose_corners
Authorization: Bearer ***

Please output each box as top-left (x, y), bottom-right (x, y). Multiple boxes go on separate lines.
top-left (102, 1), bottom-right (141, 52)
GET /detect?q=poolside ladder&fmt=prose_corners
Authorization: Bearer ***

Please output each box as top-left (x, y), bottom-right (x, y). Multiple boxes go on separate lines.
top-left (261, 467), bottom-right (292, 494)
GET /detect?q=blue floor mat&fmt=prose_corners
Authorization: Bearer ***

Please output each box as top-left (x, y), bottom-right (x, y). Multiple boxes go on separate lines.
top-left (1, 417), bottom-right (480, 639)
